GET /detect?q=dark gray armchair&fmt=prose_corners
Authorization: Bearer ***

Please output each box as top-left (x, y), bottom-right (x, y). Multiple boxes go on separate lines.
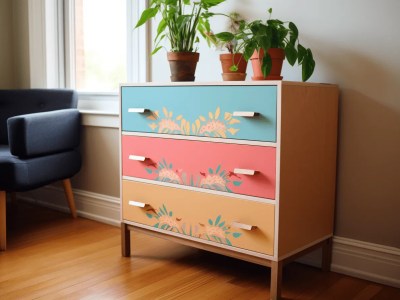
top-left (0, 89), bottom-right (82, 250)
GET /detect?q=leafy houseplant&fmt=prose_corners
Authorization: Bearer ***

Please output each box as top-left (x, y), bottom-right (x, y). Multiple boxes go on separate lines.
top-left (135, 0), bottom-right (225, 81)
top-left (216, 8), bottom-right (316, 81)
top-left (211, 12), bottom-right (249, 81)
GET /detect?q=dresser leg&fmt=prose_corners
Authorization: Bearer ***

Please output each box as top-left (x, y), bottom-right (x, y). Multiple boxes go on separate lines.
top-left (121, 222), bottom-right (131, 257)
top-left (321, 237), bottom-right (333, 272)
top-left (270, 260), bottom-right (283, 300)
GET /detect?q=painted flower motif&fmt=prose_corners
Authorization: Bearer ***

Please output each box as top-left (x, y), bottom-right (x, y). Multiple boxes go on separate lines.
top-left (158, 168), bottom-right (183, 184)
top-left (194, 107), bottom-right (240, 138)
top-left (158, 118), bottom-right (181, 133)
top-left (146, 106), bottom-right (240, 137)
top-left (147, 107), bottom-right (186, 134)
top-left (145, 159), bottom-right (184, 185)
top-left (198, 165), bottom-right (242, 193)
top-left (146, 207), bottom-right (242, 247)
top-left (199, 120), bottom-right (227, 137)
top-left (146, 204), bottom-right (181, 232)
top-left (200, 174), bottom-right (228, 192)
top-left (200, 215), bottom-right (242, 246)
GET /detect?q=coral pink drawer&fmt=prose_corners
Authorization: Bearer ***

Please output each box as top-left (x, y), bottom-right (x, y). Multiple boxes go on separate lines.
top-left (122, 180), bottom-right (275, 255)
top-left (122, 135), bottom-right (276, 199)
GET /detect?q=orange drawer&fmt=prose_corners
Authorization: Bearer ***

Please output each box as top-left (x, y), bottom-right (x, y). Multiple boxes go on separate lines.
top-left (122, 180), bottom-right (275, 256)
top-left (122, 135), bottom-right (276, 199)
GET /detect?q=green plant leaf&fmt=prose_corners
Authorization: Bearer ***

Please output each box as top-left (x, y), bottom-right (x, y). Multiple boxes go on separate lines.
top-left (297, 44), bottom-right (307, 64)
top-left (285, 42), bottom-right (297, 66)
top-left (135, 7), bottom-right (158, 28)
top-left (229, 65), bottom-right (238, 72)
top-left (261, 52), bottom-right (272, 77)
top-left (201, 0), bottom-right (226, 8)
top-left (215, 32), bottom-right (235, 42)
top-left (288, 22), bottom-right (299, 44)
top-left (302, 49), bottom-right (315, 82)
top-left (151, 46), bottom-right (163, 55)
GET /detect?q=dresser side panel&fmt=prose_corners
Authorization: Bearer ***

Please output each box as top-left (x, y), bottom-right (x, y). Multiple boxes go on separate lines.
top-left (278, 83), bottom-right (339, 257)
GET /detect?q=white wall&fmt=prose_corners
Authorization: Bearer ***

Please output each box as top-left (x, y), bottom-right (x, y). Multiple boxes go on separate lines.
top-left (151, 0), bottom-right (400, 248)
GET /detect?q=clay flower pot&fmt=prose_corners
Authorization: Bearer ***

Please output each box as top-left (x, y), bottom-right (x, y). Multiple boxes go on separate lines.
top-left (167, 52), bottom-right (200, 82)
top-left (250, 48), bottom-right (285, 80)
top-left (219, 53), bottom-right (247, 81)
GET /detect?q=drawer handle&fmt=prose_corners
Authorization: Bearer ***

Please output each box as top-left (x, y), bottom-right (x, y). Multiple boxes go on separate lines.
top-left (233, 168), bottom-right (257, 176)
top-left (231, 221), bottom-right (256, 231)
top-left (128, 108), bottom-right (149, 113)
top-left (232, 111), bottom-right (259, 117)
top-left (129, 155), bottom-right (147, 161)
top-left (128, 200), bottom-right (147, 208)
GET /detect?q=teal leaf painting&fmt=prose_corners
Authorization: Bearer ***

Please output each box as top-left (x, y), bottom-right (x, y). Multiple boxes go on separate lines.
top-left (232, 232), bottom-right (242, 238)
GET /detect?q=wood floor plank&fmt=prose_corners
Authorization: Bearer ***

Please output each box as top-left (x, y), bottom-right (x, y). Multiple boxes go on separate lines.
top-left (1, 202), bottom-right (398, 300)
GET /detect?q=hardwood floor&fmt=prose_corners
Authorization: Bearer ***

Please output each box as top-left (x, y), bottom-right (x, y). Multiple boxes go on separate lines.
top-left (1, 202), bottom-right (398, 299)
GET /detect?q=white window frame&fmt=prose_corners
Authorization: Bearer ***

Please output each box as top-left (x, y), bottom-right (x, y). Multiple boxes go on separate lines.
top-left (28, 0), bottom-right (150, 117)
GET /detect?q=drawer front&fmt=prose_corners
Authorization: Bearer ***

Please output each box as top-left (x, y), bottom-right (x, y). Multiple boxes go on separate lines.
top-left (122, 135), bottom-right (276, 199)
top-left (121, 85), bottom-right (277, 142)
top-left (122, 180), bottom-right (275, 255)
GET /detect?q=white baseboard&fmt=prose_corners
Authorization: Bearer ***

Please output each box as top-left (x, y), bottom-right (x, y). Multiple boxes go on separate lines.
top-left (17, 186), bottom-right (400, 288)
top-left (18, 185), bottom-right (120, 227)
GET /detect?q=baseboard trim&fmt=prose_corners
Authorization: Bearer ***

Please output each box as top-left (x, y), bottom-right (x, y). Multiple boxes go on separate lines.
top-left (331, 236), bottom-right (400, 288)
top-left (16, 186), bottom-right (400, 288)
top-left (18, 185), bottom-right (120, 227)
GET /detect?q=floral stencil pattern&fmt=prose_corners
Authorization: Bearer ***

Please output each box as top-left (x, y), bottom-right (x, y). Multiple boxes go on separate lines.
top-left (146, 107), bottom-right (240, 138)
top-left (145, 160), bottom-right (242, 193)
top-left (146, 205), bottom-right (242, 246)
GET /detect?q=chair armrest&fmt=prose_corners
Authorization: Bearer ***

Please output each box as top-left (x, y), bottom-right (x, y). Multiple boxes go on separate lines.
top-left (7, 109), bottom-right (80, 158)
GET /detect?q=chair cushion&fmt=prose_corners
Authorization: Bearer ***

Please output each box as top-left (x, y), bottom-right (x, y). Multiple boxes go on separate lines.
top-left (0, 145), bottom-right (81, 191)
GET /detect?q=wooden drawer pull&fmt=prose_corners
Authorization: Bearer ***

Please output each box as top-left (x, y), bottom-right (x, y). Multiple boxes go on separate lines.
top-left (128, 108), bottom-right (149, 113)
top-left (129, 155), bottom-right (147, 161)
top-left (231, 221), bottom-right (256, 231)
top-left (128, 200), bottom-right (147, 208)
top-left (232, 111), bottom-right (259, 117)
top-left (233, 168), bottom-right (257, 176)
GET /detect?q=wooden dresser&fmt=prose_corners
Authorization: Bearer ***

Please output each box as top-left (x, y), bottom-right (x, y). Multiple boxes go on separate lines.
top-left (120, 81), bottom-right (339, 299)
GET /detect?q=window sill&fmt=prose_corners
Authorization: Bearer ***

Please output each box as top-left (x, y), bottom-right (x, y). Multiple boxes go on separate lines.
top-left (79, 109), bottom-right (119, 129)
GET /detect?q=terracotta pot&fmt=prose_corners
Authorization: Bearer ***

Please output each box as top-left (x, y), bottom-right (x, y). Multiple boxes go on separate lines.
top-left (250, 48), bottom-right (285, 80)
top-left (167, 52), bottom-right (200, 82)
top-left (222, 73), bottom-right (246, 81)
top-left (219, 53), bottom-right (247, 81)
top-left (220, 53), bottom-right (247, 73)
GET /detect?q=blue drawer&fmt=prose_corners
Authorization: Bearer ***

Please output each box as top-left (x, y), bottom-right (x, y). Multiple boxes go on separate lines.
top-left (121, 85), bottom-right (277, 142)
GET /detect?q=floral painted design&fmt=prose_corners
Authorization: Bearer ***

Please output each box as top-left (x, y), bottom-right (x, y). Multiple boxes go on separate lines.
top-left (146, 107), bottom-right (240, 138)
top-left (145, 204), bottom-right (181, 232)
top-left (145, 159), bottom-right (183, 185)
top-left (199, 165), bottom-right (242, 193)
top-left (145, 160), bottom-right (242, 193)
top-left (146, 205), bottom-right (242, 246)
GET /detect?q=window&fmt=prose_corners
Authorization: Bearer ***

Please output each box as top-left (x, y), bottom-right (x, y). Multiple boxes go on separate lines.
top-left (64, 0), bottom-right (148, 98)
top-left (28, 0), bottom-right (148, 113)
top-left (73, 0), bottom-right (127, 93)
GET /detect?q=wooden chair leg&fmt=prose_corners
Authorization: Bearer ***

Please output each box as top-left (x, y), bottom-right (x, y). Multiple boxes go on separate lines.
top-left (0, 191), bottom-right (6, 251)
top-left (270, 260), bottom-right (283, 300)
top-left (62, 179), bottom-right (77, 218)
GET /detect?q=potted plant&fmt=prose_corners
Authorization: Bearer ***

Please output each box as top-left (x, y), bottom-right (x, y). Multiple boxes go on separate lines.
top-left (209, 12), bottom-right (248, 81)
top-left (135, 0), bottom-right (225, 82)
top-left (218, 8), bottom-right (315, 81)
